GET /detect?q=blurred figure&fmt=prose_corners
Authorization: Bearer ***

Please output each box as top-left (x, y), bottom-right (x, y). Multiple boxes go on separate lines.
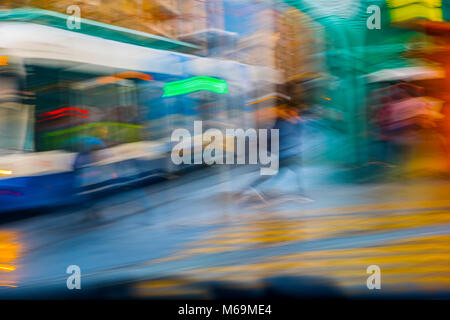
top-left (374, 83), bottom-right (438, 176)
top-left (72, 125), bottom-right (110, 221)
top-left (238, 97), bottom-right (311, 204)
top-left (72, 125), bottom-right (109, 170)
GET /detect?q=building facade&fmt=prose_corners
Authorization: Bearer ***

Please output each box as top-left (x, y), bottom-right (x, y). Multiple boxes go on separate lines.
top-left (1, 0), bottom-right (212, 42)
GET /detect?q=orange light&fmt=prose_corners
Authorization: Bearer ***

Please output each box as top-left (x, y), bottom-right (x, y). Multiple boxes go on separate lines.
top-left (96, 71), bottom-right (153, 85)
top-left (0, 56), bottom-right (9, 66)
top-left (246, 96), bottom-right (284, 106)
top-left (0, 170), bottom-right (12, 176)
top-left (116, 71), bottom-right (153, 81)
top-left (0, 264), bottom-right (16, 272)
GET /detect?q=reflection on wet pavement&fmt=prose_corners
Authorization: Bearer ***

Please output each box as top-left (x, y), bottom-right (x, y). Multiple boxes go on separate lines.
top-left (0, 231), bottom-right (20, 288)
top-left (136, 200), bottom-right (450, 297)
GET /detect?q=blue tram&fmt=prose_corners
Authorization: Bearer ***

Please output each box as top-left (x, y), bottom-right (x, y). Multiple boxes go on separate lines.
top-left (0, 14), bottom-right (275, 213)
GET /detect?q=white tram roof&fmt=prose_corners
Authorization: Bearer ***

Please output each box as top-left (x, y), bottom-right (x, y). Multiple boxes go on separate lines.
top-left (0, 22), bottom-right (183, 75)
top-left (0, 22), bottom-right (281, 83)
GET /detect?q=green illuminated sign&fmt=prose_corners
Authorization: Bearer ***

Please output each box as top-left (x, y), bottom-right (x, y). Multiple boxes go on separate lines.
top-left (163, 76), bottom-right (228, 97)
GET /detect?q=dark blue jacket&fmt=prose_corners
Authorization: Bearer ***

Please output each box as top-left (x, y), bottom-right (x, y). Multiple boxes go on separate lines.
top-left (270, 117), bottom-right (302, 159)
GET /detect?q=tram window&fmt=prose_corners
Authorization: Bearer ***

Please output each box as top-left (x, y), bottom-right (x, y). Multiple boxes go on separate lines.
top-left (137, 81), bottom-right (164, 140)
top-left (72, 80), bottom-right (142, 147)
top-left (186, 91), bottom-right (227, 130)
top-left (0, 75), bottom-right (34, 152)
top-left (0, 76), bottom-right (34, 151)
top-left (32, 69), bottom-right (83, 152)
top-left (142, 92), bottom-right (170, 140)
top-left (32, 67), bottom-right (143, 152)
top-left (175, 96), bottom-right (197, 133)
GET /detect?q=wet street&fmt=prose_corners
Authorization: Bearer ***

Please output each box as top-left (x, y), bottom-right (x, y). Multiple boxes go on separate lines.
top-left (1, 165), bottom-right (450, 298)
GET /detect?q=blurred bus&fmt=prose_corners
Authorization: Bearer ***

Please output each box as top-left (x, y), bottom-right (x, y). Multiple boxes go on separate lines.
top-left (0, 19), bottom-right (276, 213)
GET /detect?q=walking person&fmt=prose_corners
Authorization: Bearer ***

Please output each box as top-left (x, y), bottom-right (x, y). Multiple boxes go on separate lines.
top-left (71, 126), bottom-right (109, 221)
top-left (238, 98), bottom-right (312, 204)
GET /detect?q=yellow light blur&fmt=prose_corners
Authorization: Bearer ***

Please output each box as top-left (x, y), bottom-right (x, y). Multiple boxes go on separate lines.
top-left (0, 56), bottom-right (9, 66)
top-left (0, 170), bottom-right (12, 176)
top-left (387, 0), bottom-right (441, 8)
top-left (389, 4), bottom-right (443, 22)
top-left (0, 264), bottom-right (16, 272)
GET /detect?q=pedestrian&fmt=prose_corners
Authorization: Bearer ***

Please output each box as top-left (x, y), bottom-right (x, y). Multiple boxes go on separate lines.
top-left (70, 127), bottom-right (109, 222)
top-left (238, 97), bottom-right (312, 204)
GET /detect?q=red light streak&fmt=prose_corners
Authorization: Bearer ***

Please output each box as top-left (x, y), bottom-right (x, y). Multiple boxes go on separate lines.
top-left (39, 107), bottom-right (89, 117)
top-left (38, 113), bottom-right (89, 122)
